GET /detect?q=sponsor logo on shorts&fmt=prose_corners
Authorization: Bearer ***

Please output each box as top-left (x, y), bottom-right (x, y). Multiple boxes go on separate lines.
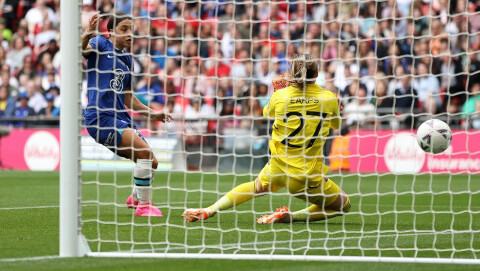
top-left (104, 131), bottom-right (115, 147)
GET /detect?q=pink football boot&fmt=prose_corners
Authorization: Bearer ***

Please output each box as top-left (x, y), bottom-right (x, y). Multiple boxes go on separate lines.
top-left (126, 195), bottom-right (139, 209)
top-left (135, 203), bottom-right (163, 217)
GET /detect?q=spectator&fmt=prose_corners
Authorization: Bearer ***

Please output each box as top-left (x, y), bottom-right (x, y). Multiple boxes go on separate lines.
top-left (1, 64), bottom-right (19, 91)
top-left (465, 48), bottom-right (480, 88)
top-left (413, 62), bottom-right (442, 114)
top-left (257, 83), bottom-right (270, 108)
top-left (343, 84), bottom-right (376, 126)
top-left (135, 60), bottom-right (164, 109)
top-left (13, 92), bottom-right (35, 126)
top-left (34, 20), bottom-right (57, 48)
top-left (6, 36), bottom-right (32, 72)
top-left (36, 39), bottom-right (59, 65)
top-left (37, 92), bottom-right (59, 117)
top-left (25, 0), bottom-right (58, 33)
top-left (116, 0), bottom-right (133, 15)
top-left (41, 64), bottom-right (59, 91)
top-left (439, 50), bottom-right (465, 105)
top-left (205, 51), bottom-right (231, 78)
top-left (17, 55), bottom-right (36, 80)
top-left (151, 38), bottom-right (174, 70)
top-left (0, 85), bottom-right (15, 117)
top-left (98, 0), bottom-right (114, 14)
top-left (470, 100), bottom-right (480, 129)
top-left (46, 85), bottom-right (61, 108)
top-left (463, 82), bottom-right (480, 127)
top-left (373, 79), bottom-right (396, 127)
top-left (0, 1), bottom-right (25, 31)
top-left (394, 73), bottom-right (418, 111)
top-left (0, 18), bottom-right (13, 45)
top-left (219, 100), bottom-right (239, 131)
top-left (25, 80), bottom-right (46, 114)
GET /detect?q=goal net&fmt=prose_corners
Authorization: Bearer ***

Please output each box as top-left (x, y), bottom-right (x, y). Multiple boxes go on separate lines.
top-left (62, 0), bottom-right (480, 263)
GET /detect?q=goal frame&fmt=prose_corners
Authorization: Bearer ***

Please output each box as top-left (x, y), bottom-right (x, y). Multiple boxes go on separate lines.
top-left (59, 0), bottom-right (82, 257)
top-left (58, 0), bottom-right (480, 265)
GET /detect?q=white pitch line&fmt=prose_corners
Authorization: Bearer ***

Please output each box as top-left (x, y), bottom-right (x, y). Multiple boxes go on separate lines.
top-left (0, 206), bottom-right (59, 211)
top-left (0, 202), bottom-right (198, 211)
top-left (0, 255), bottom-right (60, 262)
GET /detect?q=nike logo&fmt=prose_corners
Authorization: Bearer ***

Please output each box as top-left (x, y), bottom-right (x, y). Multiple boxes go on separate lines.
top-left (107, 55), bottom-right (114, 58)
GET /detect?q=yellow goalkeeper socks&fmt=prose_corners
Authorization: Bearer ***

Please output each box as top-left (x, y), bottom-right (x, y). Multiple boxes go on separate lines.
top-left (208, 181), bottom-right (256, 211)
top-left (292, 198), bottom-right (351, 222)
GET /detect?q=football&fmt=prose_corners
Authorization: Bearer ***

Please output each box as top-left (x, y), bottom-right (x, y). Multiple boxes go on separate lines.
top-left (416, 119), bottom-right (452, 154)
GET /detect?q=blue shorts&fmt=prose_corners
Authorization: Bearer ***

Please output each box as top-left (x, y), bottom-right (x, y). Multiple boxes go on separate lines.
top-left (85, 116), bottom-right (145, 157)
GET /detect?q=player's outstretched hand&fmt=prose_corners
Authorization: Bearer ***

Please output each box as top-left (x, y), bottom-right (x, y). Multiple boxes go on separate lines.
top-left (87, 12), bottom-right (102, 34)
top-left (272, 73), bottom-right (290, 91)
top-left (151, 112), bottom-right (174, 123)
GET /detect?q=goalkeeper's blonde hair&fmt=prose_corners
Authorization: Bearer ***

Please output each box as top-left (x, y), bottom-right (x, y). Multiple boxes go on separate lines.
top-left (288, 54), bottom-right (318, 88)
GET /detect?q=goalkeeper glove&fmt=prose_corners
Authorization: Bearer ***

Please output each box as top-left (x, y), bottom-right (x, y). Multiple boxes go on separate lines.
top-left (272, 73), bottom-right (290, 91)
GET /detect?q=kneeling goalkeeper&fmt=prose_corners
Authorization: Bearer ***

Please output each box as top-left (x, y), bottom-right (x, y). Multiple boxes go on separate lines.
top-left (183, 54), bottom-right (351, 223)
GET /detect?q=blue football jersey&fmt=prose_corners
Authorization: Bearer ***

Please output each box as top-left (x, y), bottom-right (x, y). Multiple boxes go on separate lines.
top-left (84, 36), bottom-right (133, 125)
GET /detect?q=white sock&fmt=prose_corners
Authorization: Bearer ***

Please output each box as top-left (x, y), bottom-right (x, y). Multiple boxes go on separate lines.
top-left (133, 159), bottom-right (154, 204)
top-left (131, 186), bottom-right (139, 202)
top-left (136, 186), bottom-right (151, 205)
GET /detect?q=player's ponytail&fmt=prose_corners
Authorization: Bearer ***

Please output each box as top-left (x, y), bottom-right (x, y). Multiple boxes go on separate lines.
top-left (288, 54), bottom-right (318, 89)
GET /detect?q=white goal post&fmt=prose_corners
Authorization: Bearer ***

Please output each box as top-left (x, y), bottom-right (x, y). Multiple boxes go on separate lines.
top-left (59, 0), bottom-right (480, 264)
top-left (59, 0), bottom-right (81, 257)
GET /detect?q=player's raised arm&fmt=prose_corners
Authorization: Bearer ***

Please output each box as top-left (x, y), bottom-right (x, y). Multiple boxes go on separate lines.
top-left (124, 89), bottom-right (173, 123)
top-left (82, 12), bottom-right (101, 57)
top-left (262, 92), bottom-right (277, 119)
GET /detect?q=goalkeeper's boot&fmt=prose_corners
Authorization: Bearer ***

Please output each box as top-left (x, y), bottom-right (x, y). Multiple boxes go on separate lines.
top-left (182, 208), bottom-right (215, 222)
top-left (135, 203), bottom-right (163, 217)
top-left (256, 206), bottom-right (291, 224)
top-left (126, 195), bottom-right (139, 209)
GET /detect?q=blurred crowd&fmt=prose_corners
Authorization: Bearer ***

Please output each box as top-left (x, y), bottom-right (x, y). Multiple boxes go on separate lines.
top-left (1, 0), bottom-right (480, 132)
top-left (0, 0), bottom-right (60, 125)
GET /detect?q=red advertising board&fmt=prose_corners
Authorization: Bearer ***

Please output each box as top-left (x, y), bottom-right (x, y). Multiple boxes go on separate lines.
top-left (1, 128), bottom-right (479, 173)
top-left (0, 128), bottom-right (180, 171)
top-left (0, 129), bottom-right (60, 170)
top-left (349, 130), bottom-right (480, 173)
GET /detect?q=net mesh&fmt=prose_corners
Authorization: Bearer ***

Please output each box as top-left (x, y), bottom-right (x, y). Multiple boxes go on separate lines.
top-left (79, 0), bottom-right (480, 260)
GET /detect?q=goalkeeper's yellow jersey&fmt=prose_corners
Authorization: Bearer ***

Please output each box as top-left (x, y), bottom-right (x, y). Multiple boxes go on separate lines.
top-left (263, 84), bottom-right (341, 176)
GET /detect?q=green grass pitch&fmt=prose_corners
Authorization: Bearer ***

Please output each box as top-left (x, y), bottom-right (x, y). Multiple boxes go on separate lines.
top-left (1, 170), bottom-right (479, 270)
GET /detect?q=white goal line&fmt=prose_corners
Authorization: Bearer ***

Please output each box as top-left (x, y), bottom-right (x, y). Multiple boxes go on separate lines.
top-left (2, 203), bottom-right (480, 211)
top-left (117, 230), bottom-right (477, 253)
top-left (86, 252), bottom-right (480, 265)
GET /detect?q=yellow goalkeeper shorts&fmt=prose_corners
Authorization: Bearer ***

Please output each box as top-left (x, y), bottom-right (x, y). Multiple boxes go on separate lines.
top-left (257, 159), bottom-right (340, 207)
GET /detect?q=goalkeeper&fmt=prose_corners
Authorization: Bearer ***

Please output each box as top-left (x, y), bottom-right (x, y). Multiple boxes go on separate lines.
top-left (82, 12), bottom-right (172, 217)
top-left (183, 54), bottom-right (351, 223)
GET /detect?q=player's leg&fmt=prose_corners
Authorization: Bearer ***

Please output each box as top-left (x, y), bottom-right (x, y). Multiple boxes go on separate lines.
top-left (257, 178), bottom-right (351, 224)
top-left (116, 128), bottom-right (162, 217)
top-left (290, 178), bottom-right (351, 222)
top-left (182, 162), bottom-right (284, 222)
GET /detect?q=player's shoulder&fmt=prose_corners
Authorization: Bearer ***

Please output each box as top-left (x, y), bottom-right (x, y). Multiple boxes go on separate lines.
top-left (90, 35), bottom-right (110, 50)
top-left (314, 85), bottom-right (336, 97)
top-left (273, 86), bottom-right (291, 96)
top-left (315, 86), bottom-right (338, 102)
